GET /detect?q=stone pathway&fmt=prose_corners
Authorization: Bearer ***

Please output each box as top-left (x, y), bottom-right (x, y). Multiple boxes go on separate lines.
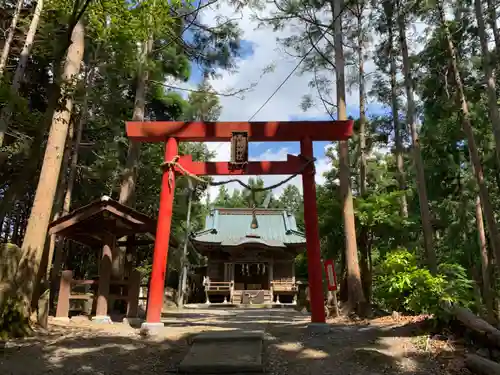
top-left (0, 309), bottom-right (448, 375)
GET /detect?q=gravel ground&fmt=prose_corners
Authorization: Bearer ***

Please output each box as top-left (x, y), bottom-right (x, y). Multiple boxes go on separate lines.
top-left (0, 309), bottom-right (448, 375)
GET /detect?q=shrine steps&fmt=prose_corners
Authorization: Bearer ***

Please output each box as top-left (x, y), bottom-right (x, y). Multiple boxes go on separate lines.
top-left (182, 303), bottom-right (296, 309)
top-left (232, 289), bottom-right (273, 305)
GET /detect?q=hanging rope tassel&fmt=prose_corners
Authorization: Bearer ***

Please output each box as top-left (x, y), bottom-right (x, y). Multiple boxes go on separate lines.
top-left (250, 204), bottom-right (259, 229)
top-left (163, 155), bottom-right (180, 189)
top-left (250, 190), bottom-right (259, 229)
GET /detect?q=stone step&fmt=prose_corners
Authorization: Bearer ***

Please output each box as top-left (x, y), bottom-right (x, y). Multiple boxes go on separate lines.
top-left (179, 331), bottom-right (265, 374)
top-left (190, 330), bottom-right (265, 343)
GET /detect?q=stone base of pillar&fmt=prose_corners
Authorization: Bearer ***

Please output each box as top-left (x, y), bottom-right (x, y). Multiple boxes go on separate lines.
top-left (140, 322), bottom-right (164, 336)
top-left (53, 317), bottom-right (70, 323)
top-left (307, 322), bottom-right (330, 334)
top-left (91, 315), bottom-right (113, 324)
top-left (123, 317), bottom-right (143, 327)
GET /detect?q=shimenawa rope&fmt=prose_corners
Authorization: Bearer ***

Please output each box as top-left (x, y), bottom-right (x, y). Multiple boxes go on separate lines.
top-left (160, 154), bottom-right (317, 193)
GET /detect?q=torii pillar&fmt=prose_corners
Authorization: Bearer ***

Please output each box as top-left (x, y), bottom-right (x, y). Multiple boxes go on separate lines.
top-left (125, 120), bottom-right (354, 332)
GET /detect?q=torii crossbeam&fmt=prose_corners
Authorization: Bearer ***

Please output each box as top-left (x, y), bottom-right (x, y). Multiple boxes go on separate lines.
top-left (125, 120), bottom-right (354, 329)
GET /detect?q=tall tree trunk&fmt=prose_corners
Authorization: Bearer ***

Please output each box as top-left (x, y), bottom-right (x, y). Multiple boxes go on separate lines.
top-left (64, 65), bottom-right (92, 214)
top-left (49, 69), bottom-right (91, 311)
top-left (45, 118), bottom-right (73, 279)
top-left (485, 0), bottom-right (500, 54)
top-left (474, 0), bottom-right (500, 169)
top-left (438, 3), bottom-right (500, 274)
top-left (32, 120), bottom-right (72, 307)
top-left (388, 17), bottom-right (408, 218)
top-left (0, 0), bottom-right (24, 78)
top-left (63, 105), bottom-right (84, 213)
top-left (0, 0), bottom-right (44, 148)
top-left (43, 120), bottom-right (73, 315)
top-left (474, 195), bottom-right (495, 322)
top-left (398, 11), bottom-right (437, 274)
top-left (115, 38), bottom-right (152, 279)
top-left (0, 21), bottom-right (85, 314)
top-left (357, 16), bottom-right (371, 303)
top-left (333, 0), bottom-right (366, 312)
top-left (118, 38), bottom-right (151, 206)
top-left (441, 49), bottom-right (496, 321)
top-left (358, 25), bottom-right (367, 196)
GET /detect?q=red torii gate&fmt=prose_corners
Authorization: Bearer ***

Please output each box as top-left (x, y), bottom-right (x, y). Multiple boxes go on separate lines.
top-left (125, 120), bottom-right (354, 328)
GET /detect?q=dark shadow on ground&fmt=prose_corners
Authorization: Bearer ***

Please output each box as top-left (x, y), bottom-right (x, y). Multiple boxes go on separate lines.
top-left (0, 310), bottom-right (456, 375)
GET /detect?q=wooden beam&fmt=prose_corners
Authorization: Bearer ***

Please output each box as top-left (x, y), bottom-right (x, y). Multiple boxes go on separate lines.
top-left (126, 120), bottom-right (354, 142)
top-left (175, 154), bottom-right (308, 176)
top-left (48, 205), bottom-right (105, 235)
top-left (443, 303), bottom-right (500, 347)
top-left (465, 354), bottom-right (500, 375)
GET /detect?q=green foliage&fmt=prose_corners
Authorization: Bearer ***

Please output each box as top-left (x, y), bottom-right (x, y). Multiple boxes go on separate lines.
top-left (374, 249), bottom-right (473, 315)
top-left (2, 0), bottom-right (498, 321)
top-left (184, 78), bottom-right (222, 121)
top-left (212, 177), bottom-right (282, 209)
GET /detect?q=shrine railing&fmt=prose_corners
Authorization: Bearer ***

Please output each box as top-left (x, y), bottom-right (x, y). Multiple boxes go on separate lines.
top-left (205, 280), bottom-right (234, 292)
top-left (271, 279), bottom-right (298, 292)
top-left (203, 279), bottom-right (234, 304)
top-left (55, 269), bottom-right (141, 319)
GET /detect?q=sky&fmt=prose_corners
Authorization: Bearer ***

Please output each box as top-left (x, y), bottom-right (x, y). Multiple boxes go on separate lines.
top-left (174, 2), bottom-right (396, 202)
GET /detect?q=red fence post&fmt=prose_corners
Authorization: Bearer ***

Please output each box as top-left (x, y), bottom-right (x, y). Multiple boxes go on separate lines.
top-left (55, 270), bottom-right (72, 319)
top-left (145, 137), bottom-right (178, 325)
top-left (300, 137), bottom-right (326, 324)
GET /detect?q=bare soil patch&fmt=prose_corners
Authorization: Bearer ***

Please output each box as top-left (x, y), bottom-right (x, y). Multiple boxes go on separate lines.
top-left (0, 310), bottom-right (464, 375)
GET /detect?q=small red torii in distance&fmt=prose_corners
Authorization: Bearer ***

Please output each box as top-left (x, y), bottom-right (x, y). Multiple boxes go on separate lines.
top-left (125, 120), bottom-right (354, 329)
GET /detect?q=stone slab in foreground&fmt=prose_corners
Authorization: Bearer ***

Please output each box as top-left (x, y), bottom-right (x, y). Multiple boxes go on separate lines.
top-left (179, 330), bottom-right (265, 373)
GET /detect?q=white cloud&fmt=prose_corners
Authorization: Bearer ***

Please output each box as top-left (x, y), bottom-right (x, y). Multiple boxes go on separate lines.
top-left (201, 5), bottom-right (368, 121)
top-left (194, 4), bottom-right (353, 202)
top-left (182, 2), bottom-right (427, 203)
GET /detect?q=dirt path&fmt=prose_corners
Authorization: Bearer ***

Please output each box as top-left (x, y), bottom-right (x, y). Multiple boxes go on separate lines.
top-left (0, 309), bottom-right (451, 375)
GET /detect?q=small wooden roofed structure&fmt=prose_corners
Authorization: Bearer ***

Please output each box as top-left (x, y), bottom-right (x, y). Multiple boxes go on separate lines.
top-left (48, 195), bottom-right (178, 248)
top-left (48, 196), bottom-right (179, 321)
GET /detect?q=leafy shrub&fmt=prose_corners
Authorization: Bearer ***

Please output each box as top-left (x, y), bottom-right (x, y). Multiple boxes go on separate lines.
top-left (373, 249), bottom-right (472, 316)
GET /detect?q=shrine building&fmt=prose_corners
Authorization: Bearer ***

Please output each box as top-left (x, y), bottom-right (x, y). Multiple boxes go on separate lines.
top-left (191, 207), bottom-right (303, 305)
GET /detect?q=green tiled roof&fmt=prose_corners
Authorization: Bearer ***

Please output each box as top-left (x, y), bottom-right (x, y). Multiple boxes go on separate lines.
top-left (191, 208), bottom-right (306, 247)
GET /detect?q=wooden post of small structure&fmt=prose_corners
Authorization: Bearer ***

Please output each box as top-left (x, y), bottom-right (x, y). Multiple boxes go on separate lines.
top-left (269, 261), bottom-right (274, 302)
top-left (94, 233), bottom-right (114, 323)
top-left (55, 270), bottom-right (72, 320)
top-left (126, 269), bottom-right (141, 319)
top-left (123, 235), bottom-right (136, 278)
